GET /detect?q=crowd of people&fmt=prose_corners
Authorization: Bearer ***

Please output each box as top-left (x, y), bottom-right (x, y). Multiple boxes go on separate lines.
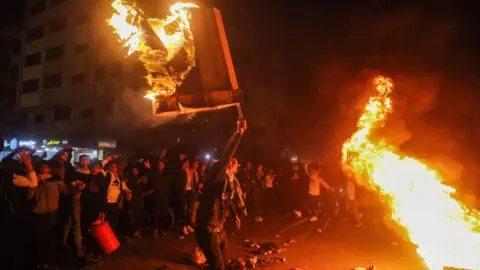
top-left (0, 122), bottom-right (361, 270)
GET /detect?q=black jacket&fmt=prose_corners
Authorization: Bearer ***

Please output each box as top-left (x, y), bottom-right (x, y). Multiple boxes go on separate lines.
top-left (81, 173), bottom-right (108, 213)
top-left (196, 132), bottom-right (243, 229)
top-left (148, 169), bottom-right (170, 202)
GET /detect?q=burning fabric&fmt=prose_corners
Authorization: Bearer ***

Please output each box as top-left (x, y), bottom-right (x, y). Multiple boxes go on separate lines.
top-left (109, 0), bottom-right (197, 101)
top-left (108, 1), bottom-right (245, 116)
top-left (341, 76), bottom-right (480, 270)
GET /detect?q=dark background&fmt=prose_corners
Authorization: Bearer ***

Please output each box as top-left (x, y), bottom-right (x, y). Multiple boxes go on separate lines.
top-left (2, 0), bottom-right (480, 189)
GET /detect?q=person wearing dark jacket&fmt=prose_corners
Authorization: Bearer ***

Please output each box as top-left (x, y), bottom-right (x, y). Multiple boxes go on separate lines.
top-left (80, 161), bottom-right (108, 265)
top-left (195, 119), bottom-right (247, 270)
top-left (57, 149), bottom-right (86, 259)
top-left (288, 163), bottom-right (309, 218)
top-left (0, 147), bottom-right (39, 269)
top-left (148, 159), bottom-right (170, 238)
top-left (125, 166), bottom-right (145, 238)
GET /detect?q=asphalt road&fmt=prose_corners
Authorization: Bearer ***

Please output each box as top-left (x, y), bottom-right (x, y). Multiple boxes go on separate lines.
top-left (89, 213), bottom-right (427, 270)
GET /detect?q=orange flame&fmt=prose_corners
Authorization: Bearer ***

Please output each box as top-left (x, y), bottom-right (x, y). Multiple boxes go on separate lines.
top-left (108, 0), bottom-right (198, 100)
top-left (341, 76), bottom-right (480, 270)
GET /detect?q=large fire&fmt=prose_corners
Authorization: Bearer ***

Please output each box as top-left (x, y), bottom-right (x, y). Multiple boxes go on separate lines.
top-left (108, 0), bottom-right (198, 100)
top-left (341, 76), bottom-right (480, 270)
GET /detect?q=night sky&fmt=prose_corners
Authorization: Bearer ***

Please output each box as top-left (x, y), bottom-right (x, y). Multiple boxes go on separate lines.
top-left (1, 0), bottom-right (480, 177)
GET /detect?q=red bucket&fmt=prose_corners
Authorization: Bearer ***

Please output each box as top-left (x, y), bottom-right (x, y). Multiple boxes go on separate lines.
top-left (90, 220), bottom-right (120, 254)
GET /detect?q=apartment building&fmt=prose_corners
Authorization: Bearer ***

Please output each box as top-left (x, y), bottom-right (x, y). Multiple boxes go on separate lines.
top-left (0, 2), bottom-right (23, 130)
top-left (0, 28), bottom-right (21, 113)
top-left (19, 0), bottom-right (145, 139)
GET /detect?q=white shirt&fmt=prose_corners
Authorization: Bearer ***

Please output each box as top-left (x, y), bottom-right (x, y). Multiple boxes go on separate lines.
top-left (105, 171), bottom-right (130, 203)
top-left (308, 173), bottom-right (330, 196)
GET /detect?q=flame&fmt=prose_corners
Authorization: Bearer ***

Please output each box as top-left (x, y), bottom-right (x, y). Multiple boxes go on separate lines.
top-left (108, 0), bottom-right (198, 100)
top-left (341, 76), bottom-right (480, 270)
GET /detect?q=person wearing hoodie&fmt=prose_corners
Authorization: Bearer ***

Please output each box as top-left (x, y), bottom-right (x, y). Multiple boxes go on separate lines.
top-left (29, 161), bottom-right (66, 269)
top-left (80, 161), bottom-right (108, 265)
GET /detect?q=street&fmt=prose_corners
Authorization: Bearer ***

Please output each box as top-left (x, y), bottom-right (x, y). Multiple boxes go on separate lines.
top-left (90, 214), bottom-right (426, 270)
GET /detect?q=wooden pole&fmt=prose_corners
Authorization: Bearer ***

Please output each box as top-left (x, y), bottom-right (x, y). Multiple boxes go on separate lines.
top-left (236, 103), bottom-right (244, 120)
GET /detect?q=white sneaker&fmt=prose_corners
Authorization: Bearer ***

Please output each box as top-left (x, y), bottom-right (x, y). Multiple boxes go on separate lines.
top-left (255, 216), bottom-right (264, 223)
top-left (309, 216), bottom-right (318, 222)
top-left (187, 225), bottom-right (195, 233)
top-left (183, 226), bottom-right (189, 235)
top-left (294, 210), bottom-right (302, 218)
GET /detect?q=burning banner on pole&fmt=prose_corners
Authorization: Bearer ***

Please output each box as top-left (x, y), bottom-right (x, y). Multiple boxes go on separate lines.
top-left (341, 76), bottom-right (480, 270)
top-left (108, 0), bottom-right (244, 116)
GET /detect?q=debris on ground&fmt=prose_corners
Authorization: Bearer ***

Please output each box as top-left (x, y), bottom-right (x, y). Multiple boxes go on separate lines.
top-left (352, 265), bottom-right (376, 270)
top-left (241, 239), bottom-right (290, 267)
top-left (257, 256), bottom-right (286, 265)
top-left (228, 257), bottom-right (246, 269)
top-left (283, 238), bottom-right (296, 247)
top-left (245, 256), bottom-right (257, 268)
top-left (191, 246), bottom-right (207, 265)
top-left (254, 242), bottom-right (286, 255)
top-left (244, 239), bottom-right (260, 250)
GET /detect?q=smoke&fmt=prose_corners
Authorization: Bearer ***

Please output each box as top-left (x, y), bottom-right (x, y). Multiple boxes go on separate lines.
top-left (330, 70), bottom-right (480, 193)
top-left (301, 1), bottom-right (480, 193)
top-left (108, 87), bottom-right (194, 130)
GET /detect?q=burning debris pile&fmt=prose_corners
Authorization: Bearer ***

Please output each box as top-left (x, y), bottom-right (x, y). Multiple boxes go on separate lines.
top-left (108, 0), bottom-right (198, 101)
top-left (341, 76), bottom-right (480, 270)
top-left (352, 266), bottom-right (376, 270)
top-left (227, 239), bottom-right (291, 269)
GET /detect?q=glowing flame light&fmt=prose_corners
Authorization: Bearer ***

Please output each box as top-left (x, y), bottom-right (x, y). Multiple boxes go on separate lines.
top-left (108, 0), bottom-right (198, 100)
top-left (341, 76), bottom-right (480, 270)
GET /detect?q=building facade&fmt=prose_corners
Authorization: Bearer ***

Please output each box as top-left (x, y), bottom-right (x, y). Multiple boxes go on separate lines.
top-left (19, 0), bottom-right (148, 140)
top-left (0, 1), bottom-right (24, 131)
